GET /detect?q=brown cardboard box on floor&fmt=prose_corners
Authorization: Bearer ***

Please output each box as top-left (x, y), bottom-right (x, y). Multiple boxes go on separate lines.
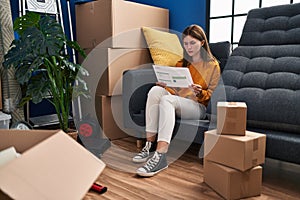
top-left (217, 102), bottom-right (247, 136)
top-left (204, 159), bottom-right (262, 200)
top-left (0, 129), bottom-right (105, 200)
top-left (80, 47), bottom-right (152, 96)
top-left (76, 0), bottom-right (169, 49)
top-left (95, 95), bottom-right (130, 140)
top-left (204, 129), bottom-right (266, 171)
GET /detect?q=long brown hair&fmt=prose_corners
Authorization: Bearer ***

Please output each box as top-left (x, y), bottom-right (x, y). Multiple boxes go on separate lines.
top-left (181, 24), bottom-right (214, 67)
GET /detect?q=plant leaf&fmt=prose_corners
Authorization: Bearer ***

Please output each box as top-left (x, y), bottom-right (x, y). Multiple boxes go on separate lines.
top-left (39, 15), bottom-right (65, 56)
top-left (26, 73), bottom-right (51, 104)
top-left (66, 40), bottom-right (86, 58)
top-left (13, 12), bottom-right (40, 35)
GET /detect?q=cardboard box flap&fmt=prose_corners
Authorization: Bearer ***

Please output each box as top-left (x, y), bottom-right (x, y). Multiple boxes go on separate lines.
top-left (0, 131), bottom-right (105, 199)
top-left (0, 129), bottom-right (59, 153)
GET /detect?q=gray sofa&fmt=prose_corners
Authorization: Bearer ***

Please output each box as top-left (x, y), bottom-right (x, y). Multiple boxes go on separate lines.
top-left (123, 3), bottom-right (300, 165)
top-left (221, 3), bottom-right (300, 164)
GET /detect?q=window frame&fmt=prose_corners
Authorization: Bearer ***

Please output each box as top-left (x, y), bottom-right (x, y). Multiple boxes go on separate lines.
top-left (206, 0), bottom-right (296, 49)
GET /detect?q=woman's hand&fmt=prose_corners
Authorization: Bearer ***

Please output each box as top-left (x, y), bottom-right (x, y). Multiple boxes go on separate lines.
top-left (189, 84), bottom-right (202, 97)
top-left (156, 82), bottom-right (167, 88)
top-left (156, 82), bottom-right (180, 95)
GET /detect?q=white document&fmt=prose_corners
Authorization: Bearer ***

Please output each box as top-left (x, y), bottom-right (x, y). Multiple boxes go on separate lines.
top-left (153, 65), bottom-right (193, 88)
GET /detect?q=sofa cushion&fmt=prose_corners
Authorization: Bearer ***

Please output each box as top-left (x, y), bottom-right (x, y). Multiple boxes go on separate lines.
top-left (142, 27), bottom-right (183, 66)
top-left (240, 3), bottom-right (300, 46)
top-left (209, 41), bottom-right (231, 71)
top-left (223, 46), bottom-right (300, 133)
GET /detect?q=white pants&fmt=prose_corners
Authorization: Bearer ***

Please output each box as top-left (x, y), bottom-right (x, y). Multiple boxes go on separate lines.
top-left (145, 86), bottom-right (206, 144)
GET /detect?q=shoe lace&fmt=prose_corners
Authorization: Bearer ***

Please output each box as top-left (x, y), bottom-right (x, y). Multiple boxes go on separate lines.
top-left (137, 141), bottom-right (151, 157)
top-left (144, 152), bottom-right (160, 171)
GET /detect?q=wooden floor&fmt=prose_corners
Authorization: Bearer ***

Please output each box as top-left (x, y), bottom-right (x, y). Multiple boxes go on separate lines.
top-left (83, 137), bottom-right (300, 200)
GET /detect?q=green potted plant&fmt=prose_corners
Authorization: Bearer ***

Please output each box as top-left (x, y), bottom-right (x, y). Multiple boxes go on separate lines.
top-left (3, 12), bottom-right (89, 133)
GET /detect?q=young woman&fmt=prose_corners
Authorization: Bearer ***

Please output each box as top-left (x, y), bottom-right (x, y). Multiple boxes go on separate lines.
top-left (133, 24), bottom-right (221, 177)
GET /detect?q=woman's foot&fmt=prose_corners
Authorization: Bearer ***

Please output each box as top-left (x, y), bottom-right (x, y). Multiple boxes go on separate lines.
top-left (136, 151), bottom-right (168, 177)
top-left (132, 141), bottom-right (153, 163)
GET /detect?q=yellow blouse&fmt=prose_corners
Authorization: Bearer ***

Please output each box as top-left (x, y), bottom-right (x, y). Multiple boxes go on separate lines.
top-left (165, 60), bottom-right (221, 107)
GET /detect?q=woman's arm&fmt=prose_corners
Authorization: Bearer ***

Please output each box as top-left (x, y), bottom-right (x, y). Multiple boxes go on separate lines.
top-left (196, 62), bottom-right (221, 106)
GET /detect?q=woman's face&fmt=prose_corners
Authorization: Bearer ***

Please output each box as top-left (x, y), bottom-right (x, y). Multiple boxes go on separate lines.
top-left (183, 35), bottom-right (203, 58)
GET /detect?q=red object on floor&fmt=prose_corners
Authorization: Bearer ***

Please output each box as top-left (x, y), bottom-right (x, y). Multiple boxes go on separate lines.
top-left (91, 183), bottom-right (107, 194)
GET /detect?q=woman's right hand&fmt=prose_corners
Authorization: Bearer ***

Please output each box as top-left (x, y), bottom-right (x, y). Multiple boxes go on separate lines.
top-left (156, 82), bottom-right (167, 88)
top-left (156, 82), bottom-right (179, 95)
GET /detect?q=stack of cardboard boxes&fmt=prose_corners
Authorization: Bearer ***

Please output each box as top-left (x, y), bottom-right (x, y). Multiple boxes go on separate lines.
top-left (75, 0), bottom-right (169, 140)
top-left (204, 102), bottom-right (266, 200)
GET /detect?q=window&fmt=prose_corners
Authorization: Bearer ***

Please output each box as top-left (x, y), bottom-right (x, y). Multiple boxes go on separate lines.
top-left (262, 0), bottom-right (290, 7)
top-left (207, 0), bottom-right (297, 50)
top-left (210, 0), bottom-right (232, 17)
top-left (233, 16), bottom-right (247, 44)
top-left (209, 18), bottom-right (232, 42)
top-left (234, 0), bottom-right (259, 15)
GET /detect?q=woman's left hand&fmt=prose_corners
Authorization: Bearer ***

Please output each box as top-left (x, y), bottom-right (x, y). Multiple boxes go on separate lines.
top-left (189, 84), bottom-right (202, 96)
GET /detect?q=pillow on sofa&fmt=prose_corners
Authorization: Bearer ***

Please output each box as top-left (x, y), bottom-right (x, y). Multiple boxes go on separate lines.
top-left (209, 41), bottom-right (231, 72)
top-left (142, 27), bottom-right (183, 66)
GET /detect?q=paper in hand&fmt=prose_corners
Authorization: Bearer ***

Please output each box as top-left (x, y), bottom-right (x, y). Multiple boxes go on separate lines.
top-left (153, 65), bottom-right (193, 88)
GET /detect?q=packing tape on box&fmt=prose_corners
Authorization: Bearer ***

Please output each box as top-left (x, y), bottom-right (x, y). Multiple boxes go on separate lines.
top-left (228, 102), bottom-right (238, 106)
top-left (252, 138), bottom-right (260, 166)
top-left (253, 139), bottom-right (259, 151)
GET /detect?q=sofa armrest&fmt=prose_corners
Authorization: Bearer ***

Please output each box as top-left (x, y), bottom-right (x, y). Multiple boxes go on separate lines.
top-left (122, 68), bottom-right (156, 132)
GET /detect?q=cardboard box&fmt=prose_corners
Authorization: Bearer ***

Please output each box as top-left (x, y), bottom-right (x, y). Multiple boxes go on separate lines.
top-left (95, 95), bottom-right (130, 140)
top-left (204, 129), bottom-right (266, 171)
top-left (0, 129), bottom-right (105, 199)
top-left (76, 0), bottom-right (169, 49)
top-left (217, 102), bottom-right (247, 136)
top-left (81, 47), bottom-right (152, 96)
top-left (204, 160), bottom-right (262, 200)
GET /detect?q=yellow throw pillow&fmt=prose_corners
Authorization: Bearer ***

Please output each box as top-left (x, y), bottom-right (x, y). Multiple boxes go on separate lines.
top-left (142, 27), bottom-right (183, 66)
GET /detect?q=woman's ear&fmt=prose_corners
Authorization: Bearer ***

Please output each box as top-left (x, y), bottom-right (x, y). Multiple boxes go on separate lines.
top-left (201, 40), bottom-right (205, 46)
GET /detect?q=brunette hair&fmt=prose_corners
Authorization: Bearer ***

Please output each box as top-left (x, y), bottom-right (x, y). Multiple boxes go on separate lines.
top-left (181, 24), bottom-right (215, 66)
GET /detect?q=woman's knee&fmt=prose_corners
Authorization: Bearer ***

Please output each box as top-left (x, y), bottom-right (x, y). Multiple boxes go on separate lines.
top-left (148, 86), bottom-right (168, 98)
top-left (160, 95), bottom-right (177, 107)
